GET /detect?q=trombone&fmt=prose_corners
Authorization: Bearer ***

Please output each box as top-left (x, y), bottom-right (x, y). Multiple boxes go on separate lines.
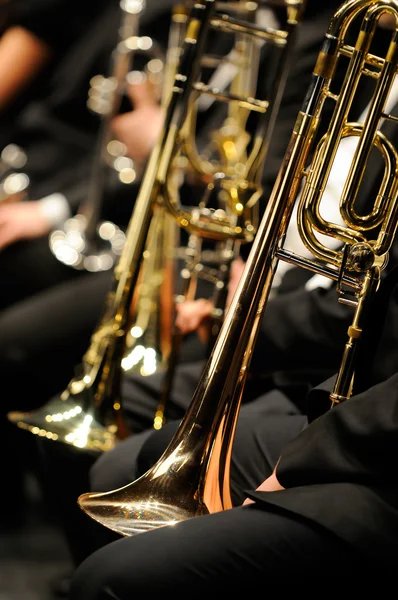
top-left (76, 0), bottom-right (398, 536)
top-left (7, 0), bottom-right (306, 452)
top-left (49, 0), bottom-right (164, 272)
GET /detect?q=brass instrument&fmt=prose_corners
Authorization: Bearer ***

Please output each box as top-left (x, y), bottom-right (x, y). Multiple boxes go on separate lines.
top-left (8, 0), bottom-right (304, 452)
top-left (0, 143), bottom-right (29, 202)
top-left (75, 0), bottom-right (398, 537)
top-left (49, 0), bottom-right (164, 272)
top-left (151, 0), bottom-right (306, 427)
top-left (6, 3), bottom-right (188, 452)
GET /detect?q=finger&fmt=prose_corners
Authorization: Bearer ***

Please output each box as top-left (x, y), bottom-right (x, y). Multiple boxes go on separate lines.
top-left (111, 111), bottom-right (133, 138)
top-left (242, 498), bottom-right (255, 506)
top-left (175, 311), bottom-right (202, 335)
top-left (175, 299), bottom-right (213, 334)
top-left (230, 257), bottom-right (245, 280)
top-left (125, 76), bottom-right (159, 109)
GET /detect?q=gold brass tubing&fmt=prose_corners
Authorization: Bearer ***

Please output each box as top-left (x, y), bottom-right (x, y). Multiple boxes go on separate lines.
top-left (301, 126), bottom-right (396, 264)
top-left (186, 18), bottom-right (201, 42)
top-left (162, 182), bottom-right (256, 242)
top-left (330, 267), bottom-right (380, 406)
top-left (296, 131), bottom-right (366, 268)
top-left (340, 31), bottom-right (398, 230)
top-left (210, 15), bottom-right (288, 45)
top-left (193, 82), bottom-right (269, 112)
top-left (296, 4), bottom-right (393, 266)
top-left (275, 248), bottom-right (362, 291)
top-left (313, 50), bottom-right (338, 79)
top-left (214, 2), bottom-right (258, 14)
top-left (347, 325), bottom-right (362, 338)
top-left (340, 126), bottom-right (398, 232)
top-left (384, 112), bottom-right (398, 123)
top-left (340, 44), bottom-right (387, 74)
top-left (375, 174), bottom-right (398, 256)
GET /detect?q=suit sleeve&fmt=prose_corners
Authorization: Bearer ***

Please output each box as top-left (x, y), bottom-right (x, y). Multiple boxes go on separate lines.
top-left (275, 372), bottom-right (398, 488)
top-left (250, 283), bottom-right (352, 378)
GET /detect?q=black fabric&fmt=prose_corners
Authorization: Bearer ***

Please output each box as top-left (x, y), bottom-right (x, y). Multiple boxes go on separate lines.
top-left (90, 388), bottom-right (305, 500)
top-left (85, 282), bottom-right (398, 579)
top-left (8, 0), bottom-right (111, 56)
top-left (0, 269), bottom-right (114, 409)
top-left (351, 266), bottom-right (398, 393)
top-left (248, 373), bottom-right (398, 567)
top-left (70, 505), bottom-right (382, 599)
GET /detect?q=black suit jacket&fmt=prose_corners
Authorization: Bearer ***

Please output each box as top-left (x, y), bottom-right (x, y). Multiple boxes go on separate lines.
top-left (248, 370), bottom-right (398, 567)
top-left (246, 263), bottom-right (398, 566)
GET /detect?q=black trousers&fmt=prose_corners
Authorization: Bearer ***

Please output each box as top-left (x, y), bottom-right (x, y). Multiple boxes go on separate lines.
top-left (0, 268), bottom-right (114, 411)
top-left (0, 276), bottom-right (208, 560)
top-left (70, 503), bottom-right (374, 597)
top-left (84, 388), bottom-right (307, 553)
top-left (90, 388), bottom-right (306, 504)
top-left (0, 263), bottom-right (114, 530)
top-left (70, 394), bottom-right (378, 597)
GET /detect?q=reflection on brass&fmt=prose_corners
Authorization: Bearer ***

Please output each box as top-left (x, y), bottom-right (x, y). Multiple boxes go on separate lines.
top-left (313, 51), bottom-right (338, 79)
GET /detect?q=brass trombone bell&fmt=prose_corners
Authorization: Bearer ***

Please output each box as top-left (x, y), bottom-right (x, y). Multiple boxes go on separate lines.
top-left (8, 377), bottom-right (118, 453)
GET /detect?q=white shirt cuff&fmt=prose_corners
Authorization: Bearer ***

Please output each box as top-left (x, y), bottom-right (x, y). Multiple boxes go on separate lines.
top-left (38, 193), bottom-right (71, 228)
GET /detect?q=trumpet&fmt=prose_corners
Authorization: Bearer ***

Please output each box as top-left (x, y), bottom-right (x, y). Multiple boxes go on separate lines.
top-left (7, 0), bottom-right (306, 452)
top-left (49, 0), bottom-right (164, 272)
top-left (75, 0), bottom-right (398, 537)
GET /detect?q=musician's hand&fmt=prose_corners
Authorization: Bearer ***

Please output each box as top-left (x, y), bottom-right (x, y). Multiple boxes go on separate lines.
top-left (175, 298), bottom-right (213, 344)
top-left (111, 79), bottom-right (164, 164)
top-left (242, 469), bottom-right (285, 506)
top-left (175, 257), bottom-right (246, 342)
top-left (225, 256), bottom-right (245, 308)
top-left (0, 201), bottom-right (51, 250)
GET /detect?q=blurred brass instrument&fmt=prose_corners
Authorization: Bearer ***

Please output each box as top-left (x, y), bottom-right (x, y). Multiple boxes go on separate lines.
top-left (75, 0), bottom-right (398, 536)
top-left (7, 2), bottom-right (189, 451)
top-left (8, 0), bottom-right (305, 452)
top-left (49, 0), bottom-right (164, 272)
top-left (149, 0), bottom-right (306, 428)
top-left (0, 143), bottom-right (29, 202)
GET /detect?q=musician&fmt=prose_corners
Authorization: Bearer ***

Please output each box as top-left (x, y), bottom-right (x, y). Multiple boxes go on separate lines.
top-left (67, 256), bottom-right (398, 594)
top-left (0, 0), bottom-right (345, 409)
top-left (0, 0), bottom-right (179, 538)
top-left (70, 383), bottom-right (398, 591)
top-left (73, 4), bottom-right (398, 568)
top-left (0, 0), bottom-right (178, 312)
top-left (0, 0), bottom-right (352, 545)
